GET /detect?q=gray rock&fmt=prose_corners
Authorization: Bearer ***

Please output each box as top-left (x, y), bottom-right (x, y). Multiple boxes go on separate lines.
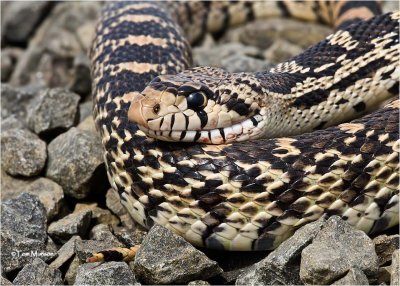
top-left (89, 224), bottom-right (121, 244)
top-left (1, 48), bottom-right (23, 82)
top-left (0, 175), bottom-right (63, 221)
top-left (236, 219), bottom-right (325, 285)
top-left (48, 210), bottom-right (92, 243)
top-left (1, 229), bottom-right (56, 273)
top-left (263, 39), bottom-right (303, 63)
top-left (1, 115), bottom-right (26, 131)
top-left (46, 127), bottom-right (104, 199)
top-left (373, 234), bottom-right (399, 266)
top-left (64, 255), bottom-right (81, 285)
top-left (133, 225), bottom-right (222, 284)
top-left (332, 267), bottom-right (370, 285)
top-left (27, 88), bottom-right (80, 136)
top-left (1, 276), bottom-right (12, 285)
top-left (1, 193), bottom-right (47, 243)
top-left (378, 266), bottom-right (391, 285)
top-left (79, 101), bottom-right (94, 123)
top-left (70, 53), bottom-right (91, 96)
top-left (221, 54), bottom-right (273, 73)
top-left (106, 188), bottom-right (136, 229)
top-left (75, 239), bottom-right (123, 262)
top-left (75, 262), bottom-right (138, 285)
top-left (300, 216), bottom-right (379, 285)
top-left (222, 18), bottom-right (330, 49)
top-left (12, 258), bottom-right (63, 285)
top-left (193, 42), bottom-right (261, 67)
top-left (0, 84), bottom-right (40, 120)
top-left (113, 227), bottom-right (147, 247)
top-left (188, 280), bottom-right (211, 285)
top-left (392, 250), bottom-right (400, 286)
top-left (1, 2), bottom-right (52, 45)
top-left (75, 203), bottom-right (120, 226)
top-left (1, 128), bottom-right (47, 177)
top-left (9, 2), bottom-right (101, 87)
top-left (49, 236), bottom-right (81, 269)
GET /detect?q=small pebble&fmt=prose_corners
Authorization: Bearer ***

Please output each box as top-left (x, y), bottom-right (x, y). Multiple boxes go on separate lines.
top-left (373, 234), bottom-right (399, 266)
top-left (1, 128), bottom-right (47, 177)
top-left (48, 210), bottom-right (92, 243)
top-left (391, 250), bottom-right (400, 286)
top-left (12, 258), bottom-right (63, 286)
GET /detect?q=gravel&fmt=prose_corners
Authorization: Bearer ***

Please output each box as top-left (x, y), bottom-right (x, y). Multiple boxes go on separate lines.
top-left (1, 2), bottom-right (397, 285)
top-left (12, 258), bottom-right (63, 285)
top-left (1, 128), bottom-right (47, 176)
top-left (133, 225), bottom-right (223, 284)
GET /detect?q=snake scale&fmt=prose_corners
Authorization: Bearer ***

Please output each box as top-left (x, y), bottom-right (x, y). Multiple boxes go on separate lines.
top-left (91, 1), bottom-right (399, 251)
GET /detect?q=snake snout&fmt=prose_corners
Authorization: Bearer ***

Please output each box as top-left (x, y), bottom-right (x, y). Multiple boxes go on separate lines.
top-left (128, 93), bottom-right (162, 128)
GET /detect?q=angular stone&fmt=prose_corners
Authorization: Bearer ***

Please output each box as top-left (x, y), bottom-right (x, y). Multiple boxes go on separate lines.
top-left (373, 234), bottom-right (399, 266)
top-left (2, 2), bottom-right (52, 45)
top-left (1, 115), bottom-right (26, 131)
top-left (106, 188), bottom-right (136, 229)
top-left (75, 262), bottom-right (138, 285)
top-left (223, 18), bottom-right (330, 49)
top-left (27, 88), bottom-right (80, 136)
top-left (9, 2), bottom-right (101, 87)
top-left (12, 258), bottom-right (63, 285)
top-left (332, 267), bottom-right (369, 285)
top-left (1, 48), bottom-right (23, 83)
top-left (89, 224), bottom-right (121, 244)
top-left (221, 54), bottom-right (273, 73)
top-left (236, 219), bottom-right (325, 285)
top-left (46, 127), bottom-right (104, 199)
top-left (75, 239), bottom-right (123, 262)
top-left (1, 193), bottom-right (47, 242)
top-left (193, 42), bottom-right (261, 67)
top-left (1, 276), bottom-right (12, 285)
top-left (391, 250), bottom-right (400, 286)
top-left (64, 255), bottom-right (81, 285)
top-left (300, 216), bottom-right (379, 285)
top-left (0, 83), bottom-right (40, 121)
top-left (75, 203), bottom-right (120, 226)
top-left (134, 225), bottom-right (222, 284)
top-left (48, 210), bottom-right (92, 243)
top-left (263, 39), bottom-right (303, 63)
top-left (1, 128), bottom-right (47, 177)
top-left (70, 53), bottom-right (91, 96)
top-left (1, 170), bottom-right (35, 200)
top-left (1, 229), bottom-right (56, 273)
top-left (49, 236), bottom-right (81, 269)
top-left (113, 227), bottom-right (147, 247)
top-left (188, 280), bottom-right (211, 285)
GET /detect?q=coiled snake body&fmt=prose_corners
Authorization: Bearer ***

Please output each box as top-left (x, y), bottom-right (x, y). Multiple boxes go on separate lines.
top-left (91, 1), bottom-right (399, 250)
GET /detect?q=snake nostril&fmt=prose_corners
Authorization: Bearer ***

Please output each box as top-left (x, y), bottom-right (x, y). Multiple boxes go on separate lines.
top-left (153, 104), bottom-right (160, 114)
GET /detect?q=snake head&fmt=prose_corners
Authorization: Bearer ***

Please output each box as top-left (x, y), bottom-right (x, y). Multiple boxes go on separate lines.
top-left (128, 67), bottom-right (265, 144)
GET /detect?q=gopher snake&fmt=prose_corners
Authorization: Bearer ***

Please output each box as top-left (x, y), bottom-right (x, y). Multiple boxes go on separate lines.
top-left (91, 1), bottom-right (399, 251)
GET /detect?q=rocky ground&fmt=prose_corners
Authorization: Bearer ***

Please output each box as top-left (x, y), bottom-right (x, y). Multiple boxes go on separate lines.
top-left (1, 1), bottom-right (399, 285)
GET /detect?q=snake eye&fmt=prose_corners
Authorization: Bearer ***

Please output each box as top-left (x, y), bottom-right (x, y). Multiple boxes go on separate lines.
top-left (153, 104), bottom-right (160, 114)
top-left (187, 92), bottom-right (207, 111)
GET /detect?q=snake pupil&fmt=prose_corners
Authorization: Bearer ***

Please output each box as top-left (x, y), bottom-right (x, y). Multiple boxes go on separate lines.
top-left (153, 104), bottom-right (160, 114)
top-left (187, 92), bottom-right (206, 111)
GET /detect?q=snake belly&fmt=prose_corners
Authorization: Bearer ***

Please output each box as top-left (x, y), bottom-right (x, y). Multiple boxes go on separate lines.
top-left (91, 1), bottom-right (400, 250)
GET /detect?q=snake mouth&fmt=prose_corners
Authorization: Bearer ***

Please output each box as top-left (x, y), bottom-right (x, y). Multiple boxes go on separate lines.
top-left (137, 114), bottom-right (265, 144)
